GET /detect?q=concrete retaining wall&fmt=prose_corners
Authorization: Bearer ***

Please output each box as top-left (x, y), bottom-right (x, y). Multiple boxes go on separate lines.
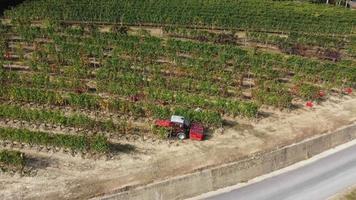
top-left (97, 123), bottom-right (356, 200)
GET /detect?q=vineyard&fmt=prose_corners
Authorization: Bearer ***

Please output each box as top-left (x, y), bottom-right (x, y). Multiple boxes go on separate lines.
top-left (0, 0), bottom-right (355, 198)
top-left (5, 0), bottom-right (356, 34)
top-left (0, 0), bottom-right (355, 159)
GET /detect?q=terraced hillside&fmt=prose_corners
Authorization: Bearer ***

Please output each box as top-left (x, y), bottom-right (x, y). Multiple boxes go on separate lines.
top-left (0, 0), bottom-right (355, 199)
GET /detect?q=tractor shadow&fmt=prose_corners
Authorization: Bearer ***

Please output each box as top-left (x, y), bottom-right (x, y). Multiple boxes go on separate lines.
top-left (203, 130), bottom-right (214, 140)
top-left (110, 143), bottom-right (136, 155)
top-left (26, 155), bottom-right (55, 170)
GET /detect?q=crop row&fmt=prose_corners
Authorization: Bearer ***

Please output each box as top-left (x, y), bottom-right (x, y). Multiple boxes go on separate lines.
top-left (167, 40), bottom-right (355, 87)
top-left (163, 26), bottom-right (354, 61)
top-left (0, 127), bottom-right (110, 153)
top-left (0, 70), bottom-right (88, 92)
top-left (0, 86), bottom-right (223, 126)
top-left (2, 58), bottom-right (257, 121)
top-left (245, 32), bottom-right (355, 62)
top-left (246, 31), bottom-right (350, 50)
top-left (6, 42), bottom-right (355, 96)
top-left (2, 26), bottom-right (246, 90)
top-left (6, 30), bottom-right (353, 92)
top-left (2, 31), bottom-right (242, 89)
top-left (0, 104), bottom-right (130, 134)
top-left (4, 0), bottom-right (355, 34)
top-left (5, 24), bottom-right (354, 88)
top-left (2, 23), bottom-right (354, 111)
top-left (0, 66), bottom-right (257, 118)
top-left (3, 36), bottom-right (353, 109)
top-left (3, 44), bottom-right (240, 95)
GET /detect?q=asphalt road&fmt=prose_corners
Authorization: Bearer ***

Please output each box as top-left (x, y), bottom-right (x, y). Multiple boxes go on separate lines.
top-left (206, 143), bottom-right (356, 200)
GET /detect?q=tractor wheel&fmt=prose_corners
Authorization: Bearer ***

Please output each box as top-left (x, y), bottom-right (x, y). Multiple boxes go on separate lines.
top-left (177, 132), bottom-right (186, 140)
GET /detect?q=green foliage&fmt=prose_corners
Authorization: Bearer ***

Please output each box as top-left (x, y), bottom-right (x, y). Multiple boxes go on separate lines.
top-left (4, 87), bottom-right (64, 105)
top-left (173, 108), bottom-right (222, 126)
top-left (151, 126), bottom-right (170, 139)
top-left (0, 127), bottom-right (110, 153)
top-left (253, 81), bottom-right (293, 108)
top-left (0, 104), bottom-right (127, 133)
top-left (67, 93), bottom-right (99, 109)
top-left (0, 150), bottom-right (25, 171)
top-left (5, 0), bottom-right (355, 34)
top-left (91, 135), bottom-right (110, 153)
top-left (298, 83), bottom-right (321, 100)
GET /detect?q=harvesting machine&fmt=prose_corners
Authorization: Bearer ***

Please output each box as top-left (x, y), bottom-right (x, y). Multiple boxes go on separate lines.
top-left (155, 115), bottom-right (204, 141)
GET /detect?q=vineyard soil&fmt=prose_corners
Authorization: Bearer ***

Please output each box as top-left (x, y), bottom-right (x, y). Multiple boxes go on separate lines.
top-left (0, 95), bottom-right (355, 200)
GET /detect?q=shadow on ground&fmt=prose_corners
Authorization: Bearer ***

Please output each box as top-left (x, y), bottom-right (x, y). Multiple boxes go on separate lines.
top-left (26, 155), bottom-right (54, 170)
top-left (110, 143), bottom-right (136, 155)
top-left (0, 0), bottom-right (26, 16)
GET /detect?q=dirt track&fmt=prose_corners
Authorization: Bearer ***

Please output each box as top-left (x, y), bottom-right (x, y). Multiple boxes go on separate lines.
top-left (0, 95), bottom-right (355, 200)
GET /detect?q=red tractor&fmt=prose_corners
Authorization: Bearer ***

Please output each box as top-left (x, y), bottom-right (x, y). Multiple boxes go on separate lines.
top-left (154, 115), bottom-right (204, 141)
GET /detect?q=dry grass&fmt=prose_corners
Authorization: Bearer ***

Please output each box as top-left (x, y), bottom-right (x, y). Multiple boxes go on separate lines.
top-left (344, 189), bottom-right (356, 200)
